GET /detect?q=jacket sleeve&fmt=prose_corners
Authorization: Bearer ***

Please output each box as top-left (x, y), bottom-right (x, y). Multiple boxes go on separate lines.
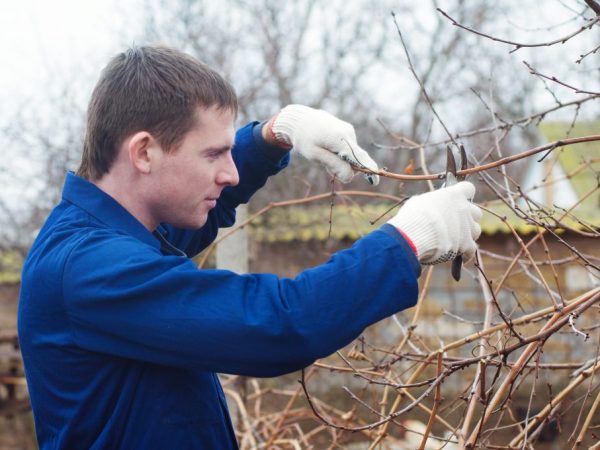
top-left (160, 121), bottom-right (290, 257)
top-left (62, 224), bottom-right (420, 377)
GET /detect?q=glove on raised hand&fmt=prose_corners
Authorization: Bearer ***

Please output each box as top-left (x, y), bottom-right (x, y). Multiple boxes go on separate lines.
top-left (388, 182), bottom-right (482, 265)
top-left (270, 105), bottom-right (380, 185)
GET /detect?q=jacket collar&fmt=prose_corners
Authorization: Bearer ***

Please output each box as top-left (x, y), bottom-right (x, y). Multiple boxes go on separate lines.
top-left (61, 172), bottom-right (161, 250)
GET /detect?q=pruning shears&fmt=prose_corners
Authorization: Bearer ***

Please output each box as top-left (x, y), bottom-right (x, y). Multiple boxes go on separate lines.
top-left (444, 144), bottom-right (468, 281)
top-left (339, 153), bottom-right (377, 185)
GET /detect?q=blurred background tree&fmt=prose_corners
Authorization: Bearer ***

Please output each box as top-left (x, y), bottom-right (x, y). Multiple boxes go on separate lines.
top-left (4, 0), bottom-right (587, 255)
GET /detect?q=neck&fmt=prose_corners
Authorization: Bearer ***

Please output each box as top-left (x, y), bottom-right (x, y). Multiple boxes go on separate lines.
top-left (94, 172), bottom-right (157, 231)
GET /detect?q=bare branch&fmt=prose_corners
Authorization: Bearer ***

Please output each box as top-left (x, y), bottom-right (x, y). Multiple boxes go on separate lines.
top-left (437, 8), bottom-right (600, 53)
top-left (524, 60), bottom-right (600, 95)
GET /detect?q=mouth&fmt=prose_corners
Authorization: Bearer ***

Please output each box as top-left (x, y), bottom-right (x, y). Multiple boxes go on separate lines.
top-left (205, 198), bottom-right (218, 208)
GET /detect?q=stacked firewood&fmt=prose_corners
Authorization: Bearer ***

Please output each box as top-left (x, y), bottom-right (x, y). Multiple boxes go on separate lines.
top-left (0, 330), bottom-right (29, 417)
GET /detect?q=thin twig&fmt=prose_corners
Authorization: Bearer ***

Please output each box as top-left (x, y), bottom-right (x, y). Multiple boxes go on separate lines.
top-left (437, 8), bottom-right (600, 53)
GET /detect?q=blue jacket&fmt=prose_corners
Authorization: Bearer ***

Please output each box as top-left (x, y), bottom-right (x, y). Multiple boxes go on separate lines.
top-left (18, 122), bottom-right (421, 449)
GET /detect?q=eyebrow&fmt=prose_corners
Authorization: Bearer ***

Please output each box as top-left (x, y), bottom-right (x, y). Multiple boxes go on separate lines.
top-left (202, 143), bottom-right (235, 154)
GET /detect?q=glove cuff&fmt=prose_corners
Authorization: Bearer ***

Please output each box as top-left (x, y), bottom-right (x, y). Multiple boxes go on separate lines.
top-left (271, 105), bottom-right (310, 146)
top-left (266, 113), bottom-right (293, 149)
top-left (389, 214), bottom-right (438, 262)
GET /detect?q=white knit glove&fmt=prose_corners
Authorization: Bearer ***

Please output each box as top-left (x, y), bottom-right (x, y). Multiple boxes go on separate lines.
top-left (388, 182), bottom-right (482, 265)
top-left (270, 105), bottom-right (380, 185)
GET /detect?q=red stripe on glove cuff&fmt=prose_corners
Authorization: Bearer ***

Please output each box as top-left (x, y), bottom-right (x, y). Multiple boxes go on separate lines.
top-left (397, 229), bottom-right (418, 256)
top-left (268, 113), bottom-right (293, 149)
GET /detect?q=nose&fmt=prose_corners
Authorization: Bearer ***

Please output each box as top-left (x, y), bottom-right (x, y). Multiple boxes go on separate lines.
top-left (216, 152), bottom-right (239, 187)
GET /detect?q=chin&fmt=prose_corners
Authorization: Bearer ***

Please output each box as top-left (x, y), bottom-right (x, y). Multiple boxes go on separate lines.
top-left (166, 214), bottom-right (207, 230)
top-left (188, 215), bottom-right (209, 229)
top-left (179, 220), bottom-right (206, 230)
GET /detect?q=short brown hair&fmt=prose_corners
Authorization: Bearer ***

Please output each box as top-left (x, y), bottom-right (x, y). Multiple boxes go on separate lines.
top-left (77, 45), bottom-right (238, 180)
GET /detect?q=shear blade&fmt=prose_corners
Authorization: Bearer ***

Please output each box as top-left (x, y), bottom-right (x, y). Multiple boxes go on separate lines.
top-left (445, 146), bottom-right (458, 186)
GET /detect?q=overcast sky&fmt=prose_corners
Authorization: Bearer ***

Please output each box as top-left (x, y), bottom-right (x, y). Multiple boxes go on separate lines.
top-left (1, 1), bottom-right (597, 126)
top-left (2, 1), bottom-right (596, 107)
top-left (0, 0), bottom-right (140, 107)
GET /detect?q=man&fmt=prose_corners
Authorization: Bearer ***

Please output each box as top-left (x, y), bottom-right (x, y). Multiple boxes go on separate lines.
top-left (18, 46), bottom-right (481, 449)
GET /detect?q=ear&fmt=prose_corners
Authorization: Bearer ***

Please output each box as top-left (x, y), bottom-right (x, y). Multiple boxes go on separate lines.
top-left (127, 131), bottom-right (161, 174)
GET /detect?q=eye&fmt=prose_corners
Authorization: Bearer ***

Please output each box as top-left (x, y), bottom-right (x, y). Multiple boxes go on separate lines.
top-left (207, 152), bottom-right (220, 160)
top-left (206, 150), bottom-right (225, 160)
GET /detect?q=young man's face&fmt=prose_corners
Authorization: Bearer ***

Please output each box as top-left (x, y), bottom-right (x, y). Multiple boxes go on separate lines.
top-left (148, 105), bottom-right (239, 229)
